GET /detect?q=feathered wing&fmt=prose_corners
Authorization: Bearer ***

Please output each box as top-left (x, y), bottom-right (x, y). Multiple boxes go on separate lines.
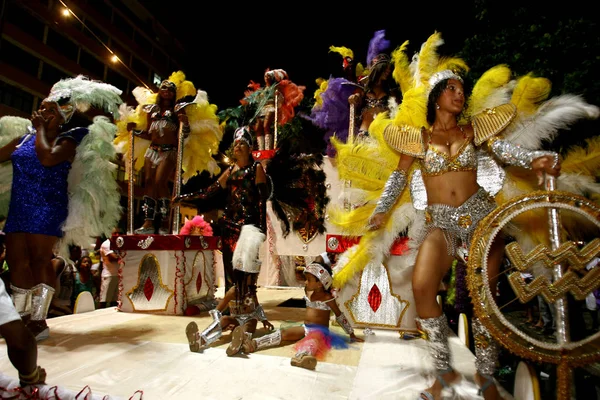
top-left (113, 103), bottom-right (150, 177)
top-left (328, 117), bottom-right (423, 289)
top-left (306, 77), bottom-right (356, 156)
top-left (464, 64), bottom-right (514, 118)
top-left (181, 90), bottom-right (223, 183)
top-left (268, 147), bottom-right (330, 239)
top-left (57, 116), bottom-right (122, 259)
top-left (391, 40), bottom-right (413, 94)
top-left (0, 117), bottom-right (32, 220)
top-left (493, 89), bottom-right (600, 256)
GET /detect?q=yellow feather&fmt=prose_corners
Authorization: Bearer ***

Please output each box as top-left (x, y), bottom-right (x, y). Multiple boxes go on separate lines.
top-left (416, 31), bottom-right (444, 86)
top-left (465, 65), bottom-right (512, 116)
top-left (510, 74), bottom-right (551, 116)
top-left (392, 86), bottom-right (428, 128)
top-left (391, 41), bottom-right (413, 94)
top-left (329, 45), bottom-right (354, 60)
top-left (562, 136), bottom-right (600, 176)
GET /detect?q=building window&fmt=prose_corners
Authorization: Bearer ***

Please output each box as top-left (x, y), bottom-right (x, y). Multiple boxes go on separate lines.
top-left (46, 29), bottom-right (79, 63)
top-left (79, 50), bottom-right (105, 79)
top-left (106, 68), bottom-right (128, 93)
top-left (0, 80), bottom-right (34, 114)
top-left (113, 12), bottom-right (134, 40)
top-left (81, 19), bottom-right (109, 44)
top-left (133, 32), bottom-right (153, 54)
top-left (40, 62), bottom-right (69, 86)
top-left (152, 73), bottom-right (162, 86)
top-left (131, 57), bottom-right (149, 82)
top-left (0, 40), bottom-right (40, 77)
top-left (92, 1), bottom-right (113, 21)
top-left (6, 2), bottom-right (45, 41)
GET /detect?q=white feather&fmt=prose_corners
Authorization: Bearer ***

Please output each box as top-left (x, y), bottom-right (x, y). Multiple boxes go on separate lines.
top-left (506, 95), bottom-right (600, 148)
top-left (232, 224), bottom-right (266, 273)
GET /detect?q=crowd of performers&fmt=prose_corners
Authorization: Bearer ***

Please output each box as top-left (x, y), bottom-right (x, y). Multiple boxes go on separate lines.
top-left (0, 28), bottom-right (599, 399)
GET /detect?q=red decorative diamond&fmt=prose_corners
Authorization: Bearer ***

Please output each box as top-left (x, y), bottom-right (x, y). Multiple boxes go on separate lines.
top-left (144, 277), bottom-right (154, 301)
top-left (196, 272), bottom-right (203, 294)
top-left (368, 284), bottom-right (382, 312)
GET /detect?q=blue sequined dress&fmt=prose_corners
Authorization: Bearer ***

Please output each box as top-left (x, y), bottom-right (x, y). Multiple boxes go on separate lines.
top-left (3, 127), bottom-right (88, 237)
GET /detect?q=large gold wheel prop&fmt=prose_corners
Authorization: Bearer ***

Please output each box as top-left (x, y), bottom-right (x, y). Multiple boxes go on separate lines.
top-left (468, 190), bottom-right (600, 399)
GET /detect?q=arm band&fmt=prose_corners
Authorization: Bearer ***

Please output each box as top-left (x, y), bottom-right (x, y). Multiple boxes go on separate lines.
top-left (373, 169), bottom-right (407, 215)
top-left (336, 314), bottom-right (354, 335)
top-left (489, 138), bottom-right (558, 170)
top-left (255, 304), bottom-right (267, 321)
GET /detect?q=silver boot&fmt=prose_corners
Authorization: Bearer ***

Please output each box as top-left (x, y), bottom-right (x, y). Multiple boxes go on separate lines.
top-left (10, 284), bottom-right (32, 318)
top-left (29, 283), bottom-right (55, 341)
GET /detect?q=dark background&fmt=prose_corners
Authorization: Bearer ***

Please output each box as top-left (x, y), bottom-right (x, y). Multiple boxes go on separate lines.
top-left (141, 1), bottom-right (477, 110)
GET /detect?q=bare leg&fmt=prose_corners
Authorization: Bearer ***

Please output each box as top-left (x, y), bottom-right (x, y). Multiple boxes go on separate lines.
top-left (155, 154), bottom-right (176, 234)
top-left (412, 229), bottom-right (460, 399)
top-left (473, 237), bottom-right (504, 400)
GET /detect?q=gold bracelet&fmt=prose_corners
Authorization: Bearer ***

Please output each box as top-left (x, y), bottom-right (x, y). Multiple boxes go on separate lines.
top-left (18, 366), bottom-right (40, 384)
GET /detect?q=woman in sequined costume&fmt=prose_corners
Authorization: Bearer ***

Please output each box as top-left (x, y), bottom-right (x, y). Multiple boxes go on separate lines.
top-left (173, 126), bottom-right (269, 291)
top-left (348, 53), bottom-right (401, 140)
top-left (174, 126), bottom-right (274, 354)
top-left (129, 79), bottom-right (191, 235)
top-left (368, 71), bottom-right (561, 399)
top-left (0, 100), bottom-right (112, 341)
top-left (229, 253), bottom-right (363, 370)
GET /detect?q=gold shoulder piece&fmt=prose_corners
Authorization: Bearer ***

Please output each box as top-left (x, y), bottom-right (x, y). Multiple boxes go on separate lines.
top-left (383, 124), bottom-right (425, 158)
top-left (471, 103), bottom-right (517, 146)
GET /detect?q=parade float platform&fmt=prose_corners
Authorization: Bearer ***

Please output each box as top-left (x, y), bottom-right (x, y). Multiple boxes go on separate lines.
top-left (111, 234), bottom-right (221, 316)
top-left (0, 286), bottom-right (512, 400)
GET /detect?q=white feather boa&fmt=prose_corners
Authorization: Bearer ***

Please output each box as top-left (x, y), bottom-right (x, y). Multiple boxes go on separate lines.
top-left (232, 225), bottom-right (266, 274)
top-left (56, 116), bottom-right (122, 259)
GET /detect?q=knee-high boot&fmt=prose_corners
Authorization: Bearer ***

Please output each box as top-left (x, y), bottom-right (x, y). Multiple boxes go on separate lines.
top-left (158, 197), bottom-right (171, 235)
top-left (135, 196), bottom-right (156, 234)
top-left (416, 314), bottom-right (453, 374)
top-left (472, 317), bottom-right (500, 392)
top-left (29, 283), bottom-right (55, 341)
top-left (256, 135), bottom-right (265, 151)
top-left (186, 309), bottom-right (223, 352)
top-left (10, 284), bottom-right (32, 319)
top-left (242, 329), bottom-right (282, 353)
top-left (264, 133), bottom-right (273, 150)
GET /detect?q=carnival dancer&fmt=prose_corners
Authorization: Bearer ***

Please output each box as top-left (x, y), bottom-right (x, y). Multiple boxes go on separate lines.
top-left (328, 31), bottom-right (599, 400)
top-left (246, 69), bottom-right (305, 150)
top-left (232, 252), bottom-right (363, 370)
top-left (117, 71), bottom-right (221, 235)
top-left (183, 222), bottom-right (274, 355)
top-left (0, 75), bottom-right (123, 340)
top-left (173, 126), bottom-right (268, 292)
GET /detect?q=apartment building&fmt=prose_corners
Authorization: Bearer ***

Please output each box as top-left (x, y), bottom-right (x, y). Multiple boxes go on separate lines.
top-left (0, 0), bottom-right (192, 231)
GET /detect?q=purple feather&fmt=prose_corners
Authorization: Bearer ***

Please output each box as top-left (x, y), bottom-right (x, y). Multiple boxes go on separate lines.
top-left (306, 77), bottom-right (357, 157)
top-left (367, 30), bottom-right (391, 66)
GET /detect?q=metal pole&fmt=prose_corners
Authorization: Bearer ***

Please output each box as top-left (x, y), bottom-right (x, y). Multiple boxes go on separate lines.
top-left (171, 120), bottom-right (185, 235)
top-left (545, 174), bottom-right (572, 400)
top-left (348, 103), bottom-right (355, 145)
top-left (127, 129), bottom-right (134, 235)
top-left (273, 91), bottom-right (278, 149)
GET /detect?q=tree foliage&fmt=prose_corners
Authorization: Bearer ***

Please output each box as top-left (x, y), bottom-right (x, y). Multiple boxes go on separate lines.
top-left (458, 1), bottom-right (600, 149)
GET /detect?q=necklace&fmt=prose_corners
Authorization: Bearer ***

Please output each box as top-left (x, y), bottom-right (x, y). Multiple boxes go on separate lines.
top-left (430, 125), bottom-right (466, 146)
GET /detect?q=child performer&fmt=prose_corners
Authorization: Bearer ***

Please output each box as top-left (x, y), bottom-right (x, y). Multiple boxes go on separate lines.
top-left (185, 224), bottom-right (274, 355)
top-left (229, 252), bottom-right (364, 370)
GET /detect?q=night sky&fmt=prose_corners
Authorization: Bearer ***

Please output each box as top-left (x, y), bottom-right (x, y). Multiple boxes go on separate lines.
top-left (141, 2), bottom-right (476, 111)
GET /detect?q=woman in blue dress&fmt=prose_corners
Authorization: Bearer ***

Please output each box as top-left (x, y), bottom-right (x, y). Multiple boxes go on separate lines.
top-left (0, 76), bottom-right (123, 341)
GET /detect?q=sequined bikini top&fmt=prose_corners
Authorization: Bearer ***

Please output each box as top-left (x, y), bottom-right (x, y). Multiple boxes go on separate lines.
top-left (304, 295), bottom-right (335, 311)
top-left (421, 137), bottom-right (478, 177)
